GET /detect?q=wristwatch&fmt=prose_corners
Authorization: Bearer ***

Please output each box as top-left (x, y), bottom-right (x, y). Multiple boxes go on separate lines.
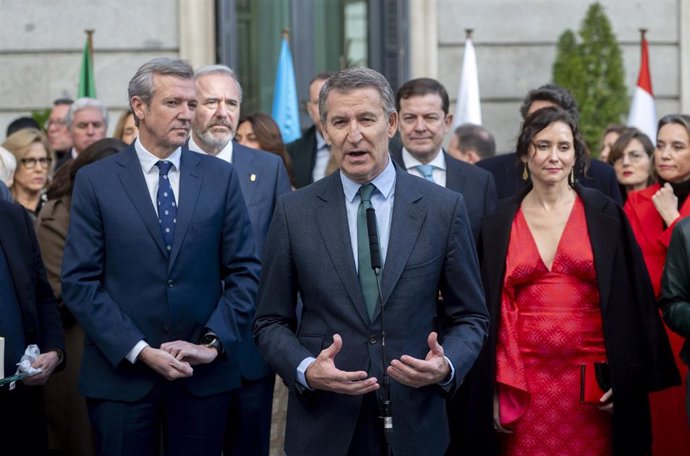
top-left (201, 334), bottom-right (222, 352)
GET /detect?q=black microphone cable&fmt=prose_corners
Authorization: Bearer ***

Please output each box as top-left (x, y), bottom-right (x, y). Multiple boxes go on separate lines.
top-left (366, 207), bottom-right (393, 455)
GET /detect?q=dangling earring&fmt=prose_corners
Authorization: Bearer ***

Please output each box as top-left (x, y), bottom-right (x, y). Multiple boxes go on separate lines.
top-left (522, 163), bottom-right (529, 181)
top-left (569, 167), bottom-right (575, 186)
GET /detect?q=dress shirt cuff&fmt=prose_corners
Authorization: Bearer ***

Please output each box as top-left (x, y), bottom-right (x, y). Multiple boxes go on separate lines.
top-left (438, 355), bottom-right (456, 386)
top-left (126, 340), bottom-right (149, 364)
top-left (296, 357), bottom-right (316, 390)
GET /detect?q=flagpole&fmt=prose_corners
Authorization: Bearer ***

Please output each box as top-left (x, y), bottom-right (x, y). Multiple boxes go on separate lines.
top-left (453, 28), bottom-right (481, 128)
top-left (85, 29), bottom-right (94, 62)
top-left (626, 28), bottom-right (656, 142)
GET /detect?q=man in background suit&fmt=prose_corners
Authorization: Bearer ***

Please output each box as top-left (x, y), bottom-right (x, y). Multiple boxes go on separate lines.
top-left (0, 200), bottom-right (64, 452)
top-left (45, 98), bottom-right (74, 165)
top-left (477, 83), bottom-right (622, 203)
top-left (287, 72), bottom-right (334, 188)
top-left (188, 64), bottom-right (291, 456)
top-left (447, 123), bottom-right (496, 164)
top-left (56, 98), bottom-right (108, 170)
top-left (254, 67), bottom-right (489, 456)
top-left (391, 78), bottom-right (497, 241)
top-left (61, 57), bottom-right (260, 456)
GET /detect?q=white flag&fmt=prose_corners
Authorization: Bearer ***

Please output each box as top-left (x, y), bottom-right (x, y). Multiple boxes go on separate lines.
top-left (453, 36), bottom-right (481, 127)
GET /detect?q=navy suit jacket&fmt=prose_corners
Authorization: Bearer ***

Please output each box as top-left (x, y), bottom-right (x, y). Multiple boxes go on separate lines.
top-left (0, 200), bottom-right (64, 359)
top-left (390, 148), bottom-right (498, 242)
top-left (225, 142), bottom-right (291, 380)
top-left (61, 146), bottom-right (260, 401)
top-left (0, 180), bottom-right (11, 201)
top-left (477, 151), bottom-right (623, 204)
top-left (253, 164), bottom-right (489, 456)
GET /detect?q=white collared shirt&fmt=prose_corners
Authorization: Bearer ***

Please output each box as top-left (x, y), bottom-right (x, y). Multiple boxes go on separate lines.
top-left (401, 148), bottom-right (447, 187)
top-left (188, 135), bottom-right (234, 164)
top-left (126, 138), bottom-right (182, 363)
top-left (134, 138), bottom-right (181, 216)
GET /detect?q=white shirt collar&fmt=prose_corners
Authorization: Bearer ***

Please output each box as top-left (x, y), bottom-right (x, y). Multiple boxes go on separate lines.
top-left (187, 135), bottom-right (234, 163)
top-left (401, 148), bottom-right (446, 171)
top-left (340, 156), bottom-right (396, 203)
top-left (134, 138), bottom-right (182, 173)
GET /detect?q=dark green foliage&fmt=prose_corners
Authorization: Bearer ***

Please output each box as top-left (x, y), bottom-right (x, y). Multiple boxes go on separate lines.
top-left (553, 2), bottom-right (628, 154)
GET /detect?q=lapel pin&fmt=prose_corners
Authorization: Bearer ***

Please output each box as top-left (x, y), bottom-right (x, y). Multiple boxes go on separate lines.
top-left (250, 173), bottom-right (256, 182)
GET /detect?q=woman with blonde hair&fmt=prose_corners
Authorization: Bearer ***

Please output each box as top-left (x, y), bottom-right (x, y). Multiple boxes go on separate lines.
top-left (2, 128), bottom-right (54, 218)
top-left (112, 109), bottom-right (138, 145)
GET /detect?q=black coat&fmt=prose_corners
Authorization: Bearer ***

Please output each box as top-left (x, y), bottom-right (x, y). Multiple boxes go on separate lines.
top-left (0, 200), bottom-right (64, 359)
top-left (454, 184), bottom-right (679, 456)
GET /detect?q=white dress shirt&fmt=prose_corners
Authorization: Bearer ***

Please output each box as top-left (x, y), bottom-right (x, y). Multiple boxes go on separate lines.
top-left (401, 148), bottom-right (447, 187)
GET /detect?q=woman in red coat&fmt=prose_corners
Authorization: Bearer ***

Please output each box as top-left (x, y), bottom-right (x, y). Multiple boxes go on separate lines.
top-left (624, 113), bottom-right (690, 455)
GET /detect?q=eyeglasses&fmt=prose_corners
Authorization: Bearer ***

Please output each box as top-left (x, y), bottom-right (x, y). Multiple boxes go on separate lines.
top-left (20, 157), bottom-right (52, 169)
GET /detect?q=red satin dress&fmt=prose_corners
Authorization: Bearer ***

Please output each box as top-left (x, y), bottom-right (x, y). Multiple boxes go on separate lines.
top-left (496, 198), bottom-right (612, 456)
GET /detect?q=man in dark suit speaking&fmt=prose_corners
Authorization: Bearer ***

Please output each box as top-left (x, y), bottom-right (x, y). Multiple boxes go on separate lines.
top-left (61, 58), bottom-right (260, 456)
top-left (254, 67), bottom-right (489, 456)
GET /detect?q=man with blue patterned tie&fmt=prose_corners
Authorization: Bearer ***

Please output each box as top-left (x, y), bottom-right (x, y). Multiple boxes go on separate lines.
top-left (390, 78), bottom-right (497, 242)
top-left (61, 57), bottom-right (260, 456)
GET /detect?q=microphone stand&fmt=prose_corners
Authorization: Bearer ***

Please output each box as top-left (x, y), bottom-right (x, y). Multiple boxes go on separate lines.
top-left (366, 208), bottom-right (393, 456)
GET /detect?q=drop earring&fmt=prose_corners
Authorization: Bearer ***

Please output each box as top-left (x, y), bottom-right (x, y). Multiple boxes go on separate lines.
top-left (522, 163), bottom-right (529, 181)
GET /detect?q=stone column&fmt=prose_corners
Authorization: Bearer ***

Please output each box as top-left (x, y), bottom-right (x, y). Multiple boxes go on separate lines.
top-left (681, 0), bottom-right (690, 113)
top-left (179, 0), bottom-right (216, 68)
top-left (409, 0), bottom-right (438, 79)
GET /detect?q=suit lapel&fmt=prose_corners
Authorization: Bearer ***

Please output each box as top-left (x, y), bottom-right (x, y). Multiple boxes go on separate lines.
top-left (116, 148), bottom-right (168, 257)
top-left (314, 174), bottom-right (371, 325)
top-left (579, 186), bottom-right (618, 310)
top-left (444, 150), bottom-right (466, 192)
top-left (232, 142), bottom-right (258, 206)
top-left (169, 148), bottom-right (202, 267)
top-left (379, 169), bottom-right (427, 310)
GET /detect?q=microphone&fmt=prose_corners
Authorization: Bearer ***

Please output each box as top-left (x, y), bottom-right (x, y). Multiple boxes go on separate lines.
top-left (365, 207), bottom-right (393, 451)
top-left (366, 208), bottom-right (382, 271)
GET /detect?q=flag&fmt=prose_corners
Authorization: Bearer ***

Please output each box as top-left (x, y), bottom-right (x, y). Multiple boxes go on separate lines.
top-left (271, 34), bottom-right (301, 143)
top-left (453, 32), bottom-right (481, 128)
top-left (627, 31), bottom-right (656, 142)
top-left (78, 34), bottom-right (96, 98)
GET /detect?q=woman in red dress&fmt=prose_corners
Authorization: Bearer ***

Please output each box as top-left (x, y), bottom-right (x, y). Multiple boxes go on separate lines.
top-left (464, 107), bottom-right (679, 456)
top-left (624, 114), bottom-right (690, 456)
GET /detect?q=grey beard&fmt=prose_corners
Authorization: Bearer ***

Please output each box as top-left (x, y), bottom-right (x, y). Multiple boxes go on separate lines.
top-left (195, 128), bottom-right (232, 155)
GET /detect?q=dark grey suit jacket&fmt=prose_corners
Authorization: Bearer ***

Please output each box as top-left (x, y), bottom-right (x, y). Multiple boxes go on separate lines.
top-left (390, 148), bottom-right (497, 242)
top-left (254, 164), bottom-right (489, 456)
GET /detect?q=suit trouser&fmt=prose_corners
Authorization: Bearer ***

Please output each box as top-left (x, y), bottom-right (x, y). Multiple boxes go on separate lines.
top-left (347, 392), bottom-right (387, 456)
top-left (87, 380), bottom-right (231, 456)
top-left (223, 374), bottom-right (275, 456)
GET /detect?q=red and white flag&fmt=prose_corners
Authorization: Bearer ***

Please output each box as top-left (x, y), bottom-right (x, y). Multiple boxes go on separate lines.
top-left (453, 30), bottom-right (481, 128)
top-left (627, 31), bottom-right (657, 143)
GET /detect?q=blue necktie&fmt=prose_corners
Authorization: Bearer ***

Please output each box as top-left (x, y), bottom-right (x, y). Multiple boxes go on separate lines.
top-left (416, 164), bottom-right (435, 182)
top-left (357, 183), bottom-right (378, 321)
top-left (156, 160), bottom-right (177, 253)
